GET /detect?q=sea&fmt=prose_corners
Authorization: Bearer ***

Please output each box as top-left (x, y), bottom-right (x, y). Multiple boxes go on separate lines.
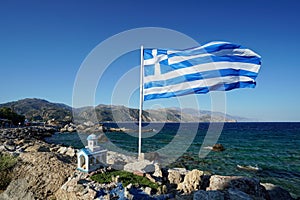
top-left (45, 122), bottom-right (300, 198)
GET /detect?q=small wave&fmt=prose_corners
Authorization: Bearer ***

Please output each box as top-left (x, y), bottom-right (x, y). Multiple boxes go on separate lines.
top-left (237, 164), bottom-right (261, 171)
top-left (203, 146), bottom-right (213, 150)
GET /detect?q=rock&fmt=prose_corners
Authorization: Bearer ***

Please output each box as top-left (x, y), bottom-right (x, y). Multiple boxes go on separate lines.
top-left (168, 169), bottom-right (183, 185)
top-left (67, 126), bottom-right (75, 132)
top-left (145, 173), bottom-right (156, 183)
top-left (81, 188), bottom-right (97, 199)
top-left (157, 185), bottom-right (167, 195)
top-left (144, 187), bottom-right (152, 195)
top-left (200, 174), bottom-right (211, 190)
top-left (261, 183), bottom-right (294, 200)
top-left (133, 171), bottom-right (144, 177)
top-left (4, 140), bottom-right (16, 151)
top-left (57, 146), bottom-right (68, 154)
top-left (177, 169), bottom-right (203, 193)
top-left (153, 163), bottom-right (163, 178)
top-left (193, 190), bottom-right (225, 200)
top-left (207, 175), bottom-right (268, 199)
top-left (212, 144), bottom-right (225, 152)
top-left (227, 188), bottom-right (252, 200)
top-left (124, 160), bottom-right (154, 173)
top-left (144, 152), bottom-right (160, 162)
top-left (83, 121), bottom-right (94, 127)
top-left (25, 144), bottom-right (50, 152)
top-left (0, 179), bottom-right (35, 200)
top-left (126, 183), bottom-right (133, 190)
top-left (76, 124), bottom-right (85, 130)
top-left (0, 152), bottom-right (74, 199)
top-left (65, 147), bottom-right (76, 157)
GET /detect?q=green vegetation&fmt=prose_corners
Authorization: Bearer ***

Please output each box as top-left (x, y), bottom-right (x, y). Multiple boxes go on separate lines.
top-left (0, 153), bottom-right (18, 190)
top-left (91, 170), bottom-right (158, 190)
top-left (0, 107), bottom-right (25, 125)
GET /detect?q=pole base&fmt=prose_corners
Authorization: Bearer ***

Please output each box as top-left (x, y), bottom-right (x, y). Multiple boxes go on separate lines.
top-left (138, 153), bottom-right (144, 161)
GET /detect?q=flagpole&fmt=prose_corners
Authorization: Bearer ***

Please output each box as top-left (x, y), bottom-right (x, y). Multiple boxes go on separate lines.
top-left (138, 45), bottom-right (144, 160)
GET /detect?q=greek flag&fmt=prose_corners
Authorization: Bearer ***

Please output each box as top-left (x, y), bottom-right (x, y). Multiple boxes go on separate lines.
top-left (143, 41), bottom-right (261, 101)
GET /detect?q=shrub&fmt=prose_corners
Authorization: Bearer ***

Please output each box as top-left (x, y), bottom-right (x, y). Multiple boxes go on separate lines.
top-left (0, 153), bottom-right (18, 190)
top-left (91, 170), bottom-right (158, 190)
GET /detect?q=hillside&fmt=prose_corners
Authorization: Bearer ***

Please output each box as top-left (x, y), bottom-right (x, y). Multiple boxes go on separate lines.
top-left (0, 98), bottom-right (72, 122)
top-left (0, 98), bottom-right (239, 123)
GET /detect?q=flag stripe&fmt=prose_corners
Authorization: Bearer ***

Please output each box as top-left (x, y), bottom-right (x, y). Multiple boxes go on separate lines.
top-left (144, 69), bottom-right (258, 89)
top-left (158, 55), bottom-right (260, 75)
top-left (144, 81), bottom-right (256, 101)
top-left (167, 48), bottom-right (260, 65)
top-left (144, 76), bottom-right (254, 95)
top-left (144, 62), bottom-right (260, 82)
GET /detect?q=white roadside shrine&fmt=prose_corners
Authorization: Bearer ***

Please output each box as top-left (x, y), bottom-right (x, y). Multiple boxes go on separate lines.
top-left (77, 134), bottom-right (107, 173)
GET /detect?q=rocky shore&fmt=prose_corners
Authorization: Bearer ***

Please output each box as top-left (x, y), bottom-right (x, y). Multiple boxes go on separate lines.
top-left (0, 127), bottom-right (297, 200)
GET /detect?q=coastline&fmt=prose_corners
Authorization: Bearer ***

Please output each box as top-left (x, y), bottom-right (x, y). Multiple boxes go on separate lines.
top-left (0, 126), bottom-right (298, 199)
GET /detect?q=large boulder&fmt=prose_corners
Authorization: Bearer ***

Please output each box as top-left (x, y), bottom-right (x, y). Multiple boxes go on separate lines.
top-left (0, 179), bottom-right (35, 200)
top-left (65, 147), bottom-right (76, 157)
top-left (177, 169), bottom-right (203, 193)
top-left (227, 188), bottom-right (253, 200)
top-left (168, 168), bottom-right (185, 185)
top-left (0, 152), bottom-right (75, 199)
top-left (124, 160), bottom-right (155, 173)
top-left (153, 163), bottom-right (163, 178)
top-left (261, 183), bottom-right (294, 200)
top-left (207, 175), bottom-right (268, 199)
top-left (212, 144), bottom-right (225, 152)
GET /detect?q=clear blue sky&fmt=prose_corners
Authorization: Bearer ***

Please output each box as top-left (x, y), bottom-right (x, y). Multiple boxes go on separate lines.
top-left (0, 0), bottom-right (300, 121)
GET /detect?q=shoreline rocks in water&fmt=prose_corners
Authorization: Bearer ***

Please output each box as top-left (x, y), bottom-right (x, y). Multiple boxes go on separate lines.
top-left (0, 127), bottom-right (298, 200)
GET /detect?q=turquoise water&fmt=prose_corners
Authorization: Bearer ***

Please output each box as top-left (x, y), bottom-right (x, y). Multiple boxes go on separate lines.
top-left (45, 122), bottom-right (300, 198)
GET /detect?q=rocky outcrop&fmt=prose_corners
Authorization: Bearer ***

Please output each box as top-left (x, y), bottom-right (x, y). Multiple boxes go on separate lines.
top-left (0, 126), bottom-right (57, 142)
top-left (60, 123), bottom-right (77, 132)
top-left (177, 169), bottom-right (203, 193)
top-left (0, 152), bottom-right (75, 199)
top-left (207, 175), bottom-right (269, 199)
top-left (261, 183), bottom-right (294, 200)
top-left (212, 143), bottom-right (225, 152)
top-left (0, 127), bottom-right (296, 200)
top-left (167, 168), bottom-right (186, 185)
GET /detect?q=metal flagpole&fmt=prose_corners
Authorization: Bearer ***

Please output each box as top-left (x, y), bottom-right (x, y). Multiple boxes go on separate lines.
top-left (138, 45), bottom-right (144, 160)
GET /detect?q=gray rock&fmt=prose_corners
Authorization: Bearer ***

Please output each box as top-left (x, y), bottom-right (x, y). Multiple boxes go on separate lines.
top-left (261, 183), bottom-right (294, 200)
top-left (4, 140), bottom-right (16, 151)
top-left (193, 190), bottom-right (225, 200)
top-left (124, 160), bottom-right (154, 173)
top-left (228, 188), bottom-right (252, 200)
top-left (0, 179), bottom-right (35, 200)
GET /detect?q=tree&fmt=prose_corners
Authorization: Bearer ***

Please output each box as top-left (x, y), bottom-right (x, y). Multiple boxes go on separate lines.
top-left (0, 107), bottom-right (25, 125)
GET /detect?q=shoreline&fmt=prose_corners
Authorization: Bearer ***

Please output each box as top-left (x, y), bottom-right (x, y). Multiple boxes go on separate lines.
top-left (0, 126), bottom-right (298, 199)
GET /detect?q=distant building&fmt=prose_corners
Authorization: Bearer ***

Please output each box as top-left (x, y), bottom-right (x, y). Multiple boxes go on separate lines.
top-left (77, 134), bottom-right (107, 173)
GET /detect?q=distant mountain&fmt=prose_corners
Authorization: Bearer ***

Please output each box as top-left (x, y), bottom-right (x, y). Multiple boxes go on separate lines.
top-left (0, 98), bottom-right (72, 122)
top-left (0, 98), bottom-right (242, 123)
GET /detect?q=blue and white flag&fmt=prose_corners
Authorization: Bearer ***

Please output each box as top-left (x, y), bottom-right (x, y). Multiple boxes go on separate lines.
top-left (143, 41), bottom-right (261, 101)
